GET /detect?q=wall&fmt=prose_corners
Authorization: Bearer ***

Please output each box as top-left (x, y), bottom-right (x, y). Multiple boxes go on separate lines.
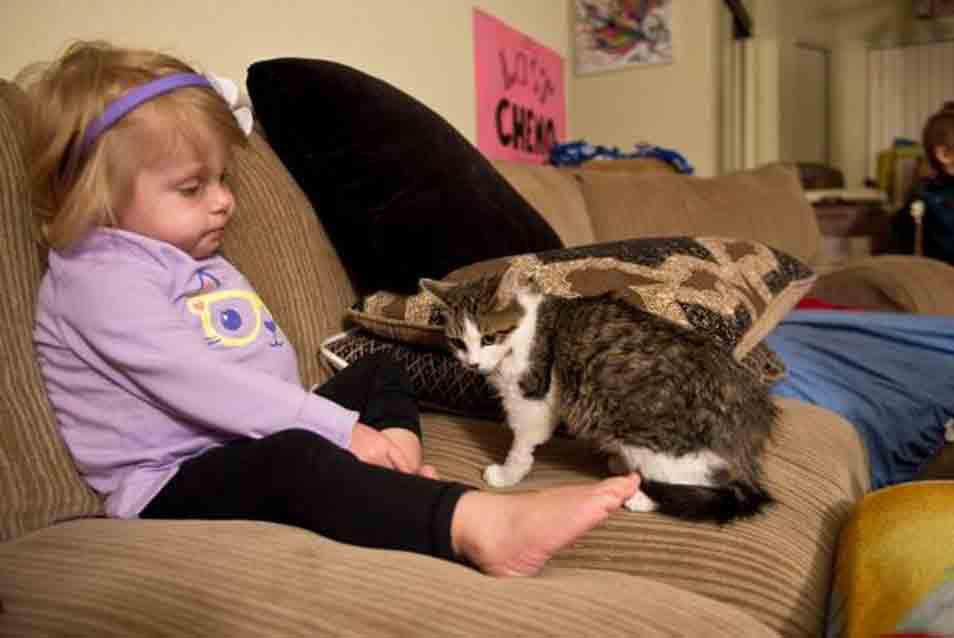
top-left (571, 0), bottom-right (723, 177)
top-left (0, 1), bottom-right (728, 178)
top-left (0, 0), bottom-right (569, 145)
top-left (827, 1), bottom-right (954, 187)
top-left (776, 0), bottom-right (835, 165)
top-left (723, 0), bottom-right (922, 187)
top-left (728, 0), bottom-right (836, 172)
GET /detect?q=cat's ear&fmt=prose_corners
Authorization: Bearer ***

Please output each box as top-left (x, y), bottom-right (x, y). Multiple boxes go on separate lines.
top-left (485, 272), bottom-right (513, 310)
top-left (485, 272), bottom-right (505, 290)
top-left (419, 278), bottom-right (453, 306)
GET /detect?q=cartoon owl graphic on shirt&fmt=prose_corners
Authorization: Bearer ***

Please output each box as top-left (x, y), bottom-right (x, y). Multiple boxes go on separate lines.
top-left (184, 269), bottom-right (284, 348)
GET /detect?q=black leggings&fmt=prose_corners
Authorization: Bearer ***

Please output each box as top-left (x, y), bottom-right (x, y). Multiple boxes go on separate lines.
top-left (141, 353), bottom-right (469, 562)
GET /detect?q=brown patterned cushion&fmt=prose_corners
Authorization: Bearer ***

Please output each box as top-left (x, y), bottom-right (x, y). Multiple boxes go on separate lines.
top-left (322, 330), bottom-right (503, 418)
top-left (321, 330), bottom-right (788, 418)
top-left (349, 236), bottom-right (816, 360)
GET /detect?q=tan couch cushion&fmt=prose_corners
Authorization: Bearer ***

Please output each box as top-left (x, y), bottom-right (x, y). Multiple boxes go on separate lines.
top-left (493, 160), bottom-right (597, 247)
top-left (1, 518), bottom-right (780, 637)
top-left (222, 132), bottom-right (358, 388)
top-left (421, 396), bottom-right (869, 638)
top-left (576, 163), bottom-right (823, 268)
top-left (811, 254), bottom-right (954, 314)
top-left (0, 81), bottom-right (103, 542)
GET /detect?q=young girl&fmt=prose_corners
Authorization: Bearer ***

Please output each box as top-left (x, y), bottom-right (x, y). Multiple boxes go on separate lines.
top-left (23, 41), bottom-right (638, 577)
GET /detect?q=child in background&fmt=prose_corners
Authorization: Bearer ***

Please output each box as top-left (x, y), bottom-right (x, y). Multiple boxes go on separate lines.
top-left (892, 103), bottom-right (954, 264)
top-left (22, 41), bottom-right (638, 577)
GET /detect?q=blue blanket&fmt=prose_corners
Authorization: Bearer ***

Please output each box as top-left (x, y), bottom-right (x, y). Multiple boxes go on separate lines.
top-left (766, 310), bottom-right (954, 489)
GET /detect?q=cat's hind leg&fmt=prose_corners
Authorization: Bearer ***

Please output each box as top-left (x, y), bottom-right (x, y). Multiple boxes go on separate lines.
top-left (607, 453), bottom-right (656, 511)
top-left (484, 398), bottom-right (560, 488)
top-left (616, 445), bottom-right (727, 514)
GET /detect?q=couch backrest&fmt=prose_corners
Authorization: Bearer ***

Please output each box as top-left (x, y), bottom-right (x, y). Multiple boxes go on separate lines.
top-left (572, 163), bottom-right (822, 266)
top-left (493, 160), bottom-right (597, 247)
top-left (493, 160), bottom-right (822, 268)
top-left (0, 79), bottom-right (358, 541)
top-left (222, 132), bottom-right (358, 388)
top-left (0, 80), bottom-right (103, 541)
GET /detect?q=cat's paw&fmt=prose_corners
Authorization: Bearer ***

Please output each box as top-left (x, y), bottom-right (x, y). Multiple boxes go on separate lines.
top-left (624, 490), bottom-right (657, 513)
top-left (483, 463), bottom-right (524, 488)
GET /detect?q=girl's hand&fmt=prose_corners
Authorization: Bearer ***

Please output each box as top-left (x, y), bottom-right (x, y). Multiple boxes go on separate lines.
top-left (381, 428), bottom-right (440, 479)
top-left (349, 422), bottom-right (413, 474)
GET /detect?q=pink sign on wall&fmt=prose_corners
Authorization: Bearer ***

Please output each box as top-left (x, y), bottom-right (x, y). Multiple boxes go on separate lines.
top-left (473, 9), bottom-right (566, 164)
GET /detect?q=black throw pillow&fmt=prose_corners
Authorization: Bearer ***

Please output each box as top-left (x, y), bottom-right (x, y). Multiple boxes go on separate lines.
top-left (246, 58), bottom-right (564, 295)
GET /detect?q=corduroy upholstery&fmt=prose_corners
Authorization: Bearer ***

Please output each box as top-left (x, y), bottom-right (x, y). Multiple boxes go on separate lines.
top-left (0, 81), bottom-right (103, 542)
top-left (2, 69), bottom-right (953, 638)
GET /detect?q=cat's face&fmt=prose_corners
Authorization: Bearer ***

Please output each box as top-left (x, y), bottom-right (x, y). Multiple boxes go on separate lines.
top-left (446, 313), bottom-right (516, 374)
top-left (420, 276), bottom-right (521, 375)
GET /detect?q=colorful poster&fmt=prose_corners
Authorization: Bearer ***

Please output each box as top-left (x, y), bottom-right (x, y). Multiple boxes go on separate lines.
top-left (575, 0), bottom-right (674, 74)
top-left (473, 9), bottom-right (566, 164)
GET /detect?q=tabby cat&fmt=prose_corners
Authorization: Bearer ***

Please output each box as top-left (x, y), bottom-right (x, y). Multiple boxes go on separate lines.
top-left (420, 274), bottom-right (778, 524)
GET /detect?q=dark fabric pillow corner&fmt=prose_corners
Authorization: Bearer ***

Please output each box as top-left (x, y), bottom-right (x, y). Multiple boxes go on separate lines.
top-left (246, 58), bottom-right (563, 295)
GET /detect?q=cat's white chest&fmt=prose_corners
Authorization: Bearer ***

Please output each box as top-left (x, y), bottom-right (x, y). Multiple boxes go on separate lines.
top-left (489, 359), bottom-right (527, 404)
top-left (490, 292), bottom-right (560, 413)
top-left (480, 292), bottom-right (563, 489)
top-left (488, 293), bottom-right (537, 397)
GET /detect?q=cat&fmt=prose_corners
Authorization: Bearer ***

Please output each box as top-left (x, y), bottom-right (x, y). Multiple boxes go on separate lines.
top-left (419, 274), bottom-right (778, 524)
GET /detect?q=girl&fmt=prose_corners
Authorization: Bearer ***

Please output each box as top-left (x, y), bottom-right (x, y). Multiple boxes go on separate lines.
top-left (22, 41), bottom-right (638, 577)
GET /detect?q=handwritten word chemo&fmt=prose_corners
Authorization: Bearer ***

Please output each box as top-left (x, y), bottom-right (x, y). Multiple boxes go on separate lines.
top-left (495, 99), bottom-right (558, 156)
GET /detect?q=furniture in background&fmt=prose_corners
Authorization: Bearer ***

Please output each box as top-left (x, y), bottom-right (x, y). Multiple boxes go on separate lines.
top-left (4, 56), bottom-right (954, 638)
top-left (796, 161), bottom-right (844, 190)
top-left (876, 144), bottom-right (925, 210)
top-left (805, 188), bottom-right (892, 273)
top-left (794, 162), bottom-right (893, 272)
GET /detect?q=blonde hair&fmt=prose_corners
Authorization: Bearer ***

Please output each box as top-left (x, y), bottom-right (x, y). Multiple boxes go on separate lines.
top-left (18, 41), bottom-right (248, 249)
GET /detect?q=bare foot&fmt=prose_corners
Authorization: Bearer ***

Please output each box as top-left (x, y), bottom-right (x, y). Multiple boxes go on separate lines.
top-left (418, 464), bottom-right (439, 480)
top-left (451, 474), bottom-right (640, 577)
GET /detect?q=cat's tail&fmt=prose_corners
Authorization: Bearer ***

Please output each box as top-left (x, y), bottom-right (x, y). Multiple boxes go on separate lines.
top-left (640, 479), bottom-right (774, 524)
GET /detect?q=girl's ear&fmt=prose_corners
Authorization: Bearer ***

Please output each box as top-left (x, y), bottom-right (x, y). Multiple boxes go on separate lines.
top-left (419, 278), bottom-right (453, 306)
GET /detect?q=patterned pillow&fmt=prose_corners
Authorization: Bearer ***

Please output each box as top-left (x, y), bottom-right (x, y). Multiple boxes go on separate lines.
top-left (348, 236), bottom-right (816, 361)
top-left (322, 330), bottom-right (503, 419)
top-left (320, 330), bottom-right (788, 419)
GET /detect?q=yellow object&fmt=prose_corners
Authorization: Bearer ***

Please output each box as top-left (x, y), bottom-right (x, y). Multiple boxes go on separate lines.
top-left (877, 146), bottom-right (925, 207)
top-left (830, 481), bottom-right (954, 637)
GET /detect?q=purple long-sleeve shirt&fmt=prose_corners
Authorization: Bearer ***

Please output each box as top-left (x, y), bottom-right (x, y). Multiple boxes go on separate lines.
top-left (34, 228), bottom-right (359, 518)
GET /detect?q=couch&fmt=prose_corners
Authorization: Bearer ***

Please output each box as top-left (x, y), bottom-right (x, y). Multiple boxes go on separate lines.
top-left (2, 71), bottom-right (953, 638)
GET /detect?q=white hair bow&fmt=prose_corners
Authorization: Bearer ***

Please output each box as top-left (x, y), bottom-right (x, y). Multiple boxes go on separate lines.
top-left (207, 73), bottom-right (254, 137)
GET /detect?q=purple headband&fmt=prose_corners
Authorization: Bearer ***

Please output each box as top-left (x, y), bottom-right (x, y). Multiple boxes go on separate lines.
top-left (64, 72), bottom-right (213, 177)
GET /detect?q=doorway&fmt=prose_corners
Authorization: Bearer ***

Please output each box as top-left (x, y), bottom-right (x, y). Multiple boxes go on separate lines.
top-left (786, 43), bottom-right (830, 165)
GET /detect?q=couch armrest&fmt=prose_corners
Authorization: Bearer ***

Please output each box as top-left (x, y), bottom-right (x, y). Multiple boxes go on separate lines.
top-left (812, 255), bottom-right (954, 314)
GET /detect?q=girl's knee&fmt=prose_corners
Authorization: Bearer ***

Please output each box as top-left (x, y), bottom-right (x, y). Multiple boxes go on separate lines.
top-left (263, 428), bottom-right (342, 465)
top-left (357, 352), bottom-right (411, 388)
